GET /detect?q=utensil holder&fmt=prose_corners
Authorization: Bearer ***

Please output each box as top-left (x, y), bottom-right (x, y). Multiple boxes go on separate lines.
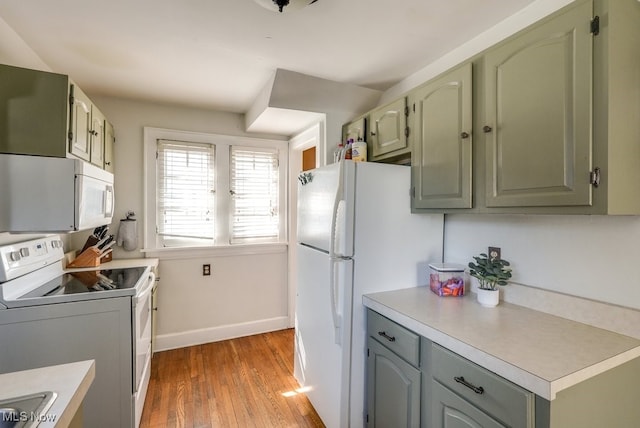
top-left (67, 247), bottom-right (101, 268)
top-left (75, 235), bottom-right (113, 266)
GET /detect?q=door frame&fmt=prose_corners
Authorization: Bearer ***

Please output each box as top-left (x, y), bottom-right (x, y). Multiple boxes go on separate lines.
top-left (288, 121), bottom-right (324, 327)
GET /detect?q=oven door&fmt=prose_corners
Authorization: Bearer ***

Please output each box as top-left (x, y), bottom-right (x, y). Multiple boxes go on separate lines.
top-left (132, 270), bottom-right (155, 427)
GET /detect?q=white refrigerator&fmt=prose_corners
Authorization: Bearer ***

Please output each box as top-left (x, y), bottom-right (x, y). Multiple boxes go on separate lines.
top-left (294, 160), bottom-right (444, 427)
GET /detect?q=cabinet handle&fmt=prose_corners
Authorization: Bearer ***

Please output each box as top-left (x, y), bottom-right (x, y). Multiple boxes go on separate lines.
top-left (105, 162), bottom-right (111, 166)
top-left (482, 126), bottom-right (492, 133)
top-left (370, 131), bottom-right (376, 136)
top-left (377, 331), bottom-right (396, 342)
top-left (454, 376), bottom-right (484, 394)
top-left (460, 132), bottom-right (470, 139)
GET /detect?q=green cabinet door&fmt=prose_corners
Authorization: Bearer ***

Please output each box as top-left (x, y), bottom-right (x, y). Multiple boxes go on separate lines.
top-left (410, 63), bottom-right (473, 209)
top-left (68, 84), bottom-right (92, 162)
top-left (484, 0), bottom-right (593, 207)
top-left (432, 381), bottom-right (507, 428)
top-left (343, 116), bottom-right (367, 142)
top-left (0, 64), bottom-right (69, 157)
top-left (370, 98), bottom-right (410, 160)
top-left (367, 338), bottom-right (420, 428)
top-left (104, 121), bottom-right (115, 173)
top-left (90, 106), bottom-right (105, 168)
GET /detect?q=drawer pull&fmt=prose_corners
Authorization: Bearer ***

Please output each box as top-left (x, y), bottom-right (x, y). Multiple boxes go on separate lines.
top-left (377, 331), bottom-right (396, 342)
top-left (454, 376), bottom-right (484, 395)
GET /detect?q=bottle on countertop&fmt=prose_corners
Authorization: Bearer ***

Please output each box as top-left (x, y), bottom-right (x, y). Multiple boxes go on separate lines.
top-left (344, 139), bottom-right (353, 160)
top-left (352, 138), bottom-right (367, 162)
top-left (333, 142), bottom-right (344, 163)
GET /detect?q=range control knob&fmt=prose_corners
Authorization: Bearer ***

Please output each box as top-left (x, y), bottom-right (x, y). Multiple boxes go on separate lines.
top-left (9, 251), bottom-right (21, 262)
top-left (19, 248), bottom-right (30, 257)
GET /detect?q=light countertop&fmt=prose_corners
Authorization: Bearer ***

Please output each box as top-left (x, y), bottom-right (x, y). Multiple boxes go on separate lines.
top-left (0, 360), bottom-right (95, 427)
top-left (363, 286), bottom-right (640, 400)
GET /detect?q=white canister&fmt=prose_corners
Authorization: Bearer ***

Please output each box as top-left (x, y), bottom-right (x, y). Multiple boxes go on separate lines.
top-left (351, 140), bottom-right (368, 162)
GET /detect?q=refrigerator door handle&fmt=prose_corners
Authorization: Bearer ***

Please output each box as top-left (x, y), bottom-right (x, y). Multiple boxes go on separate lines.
top-left (329, 258), bottom-right (342, 345)
top-left (334, 200), bottom-right (347, 257)
top-left (329, 161), bottom-right (344, 259)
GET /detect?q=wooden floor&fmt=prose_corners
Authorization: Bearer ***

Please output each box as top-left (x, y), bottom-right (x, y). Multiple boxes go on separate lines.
top-left (140, 329), bottom-right (325, 428)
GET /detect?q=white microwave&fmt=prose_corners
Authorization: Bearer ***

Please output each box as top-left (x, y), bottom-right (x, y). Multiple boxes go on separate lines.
top-left (0, 154), bottom-right (115, 233)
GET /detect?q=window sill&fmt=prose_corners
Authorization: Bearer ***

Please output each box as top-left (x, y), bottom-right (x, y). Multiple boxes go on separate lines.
top-left (141, 242), bottom-right (288, 260)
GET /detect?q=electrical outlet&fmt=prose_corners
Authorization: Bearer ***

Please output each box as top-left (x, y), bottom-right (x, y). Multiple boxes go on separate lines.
top-left (488, 247), bottom-right (501, 261)
top-left (203, 264), bottom-right (211, 276)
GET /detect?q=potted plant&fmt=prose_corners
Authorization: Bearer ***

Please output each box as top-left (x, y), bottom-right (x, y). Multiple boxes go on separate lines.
top-left (468, 253), bottom-right (512, 307)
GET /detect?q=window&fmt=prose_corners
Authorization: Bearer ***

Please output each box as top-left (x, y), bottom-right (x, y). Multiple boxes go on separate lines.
top-left (144, 128), bottom-right (287, 253)
top-left (157, 140), bottom-right (215, 246)
top-left (230, 147), bottom-right (280, 243)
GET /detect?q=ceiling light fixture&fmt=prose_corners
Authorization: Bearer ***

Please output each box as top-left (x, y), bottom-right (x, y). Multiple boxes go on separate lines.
top-left (254, 0), bottom-right (318, 13)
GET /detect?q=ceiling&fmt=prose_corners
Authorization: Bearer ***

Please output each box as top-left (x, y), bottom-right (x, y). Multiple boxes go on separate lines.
top-left (0, 0), bottom-right (538, 118)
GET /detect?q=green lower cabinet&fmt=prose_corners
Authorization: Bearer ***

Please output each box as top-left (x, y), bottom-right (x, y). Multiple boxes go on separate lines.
top-left (366, 310), bottom-right (640, 428)
top-left (367, 337), bottom-right (421, 428)
top-left (431, 344), bottom-right (535, 428)
top-left (432, 381), bottom-right (506, 428)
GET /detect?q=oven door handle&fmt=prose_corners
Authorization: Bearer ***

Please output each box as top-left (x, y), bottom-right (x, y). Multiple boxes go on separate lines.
top-left (135, 271), bottom-right (155, 303)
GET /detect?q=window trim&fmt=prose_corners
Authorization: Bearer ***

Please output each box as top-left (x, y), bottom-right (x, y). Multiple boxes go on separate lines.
top-left (143, 127), bottom-right (288, 254)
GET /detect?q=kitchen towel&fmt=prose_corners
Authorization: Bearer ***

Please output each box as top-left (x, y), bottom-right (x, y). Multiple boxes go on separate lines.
top-left (116, 211), bottom-right (138, 251)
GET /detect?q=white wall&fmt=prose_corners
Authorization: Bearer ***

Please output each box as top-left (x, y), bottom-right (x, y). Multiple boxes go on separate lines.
top-left (443, 215), bottom-right (640, 310)
top-left (0, 14), bottom-right (49, 72)
top-left (67, 96), bottom-right (292, 350)
top-left (385, 0), bottom-right (640, 311)
top-left (155, 250), bottom-right (288, 350)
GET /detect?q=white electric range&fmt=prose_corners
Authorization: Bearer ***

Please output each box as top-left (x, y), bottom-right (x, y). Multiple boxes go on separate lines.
top-left (0, 235), bottom-right (154, 428)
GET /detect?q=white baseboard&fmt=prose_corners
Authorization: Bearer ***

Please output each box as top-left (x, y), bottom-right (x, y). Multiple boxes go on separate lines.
top-left (154, 316), bottom-right (291, 352)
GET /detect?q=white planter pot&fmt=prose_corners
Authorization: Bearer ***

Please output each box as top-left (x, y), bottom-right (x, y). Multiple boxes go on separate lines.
top-left (476, 288), bottom-right (499, 307)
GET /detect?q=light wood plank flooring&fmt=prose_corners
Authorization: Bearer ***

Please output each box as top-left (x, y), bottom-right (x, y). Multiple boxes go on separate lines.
top-left (140, 329), bottom-right (325, 428)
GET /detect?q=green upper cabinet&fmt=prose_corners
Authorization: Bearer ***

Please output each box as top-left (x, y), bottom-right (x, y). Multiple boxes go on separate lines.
top-left (0, 64), bottom-right (69, 158)
top-left (483, 0), bottom-right (593, 208)
top-left (104, 121), bottom-right (115, 173)
top-left (0, 64), bottom-right (114, 171)
top-left (69, 83), bottom-right (92, 162)
top-left (410, 63), bottom-right (473, 210)
top-left (369, 98), bottom-right (411, 162)
top-left (70, 83), bottom-right (109, 167)
top-left (89, 105), bottom-right (106, 167)
top-left (343, 115), bottom-right (366, 142)
top-left (408, 0), bottom-right (640, 214)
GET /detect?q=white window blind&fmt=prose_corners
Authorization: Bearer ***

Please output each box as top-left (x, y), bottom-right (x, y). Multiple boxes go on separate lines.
top-left (230, 146), bottom-right (280, 243)
top-left (157, 140), bottom-right (215, 244)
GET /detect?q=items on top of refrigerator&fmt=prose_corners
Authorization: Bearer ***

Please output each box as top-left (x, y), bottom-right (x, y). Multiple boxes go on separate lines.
top-left (352, 139), bottom-right (367, 162)
top-left (344, 139), bottom-right (353, 160)
top-left (429, 263), bottom-right (466, 297)
top-left (333, 141), bottom-right (345, 163)
top-left (334, 138), bottom-right (368, 163)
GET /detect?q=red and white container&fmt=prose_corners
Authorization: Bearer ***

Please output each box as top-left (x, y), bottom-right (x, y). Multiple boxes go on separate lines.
top-left (428, 263), bottom-right (466, 297)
